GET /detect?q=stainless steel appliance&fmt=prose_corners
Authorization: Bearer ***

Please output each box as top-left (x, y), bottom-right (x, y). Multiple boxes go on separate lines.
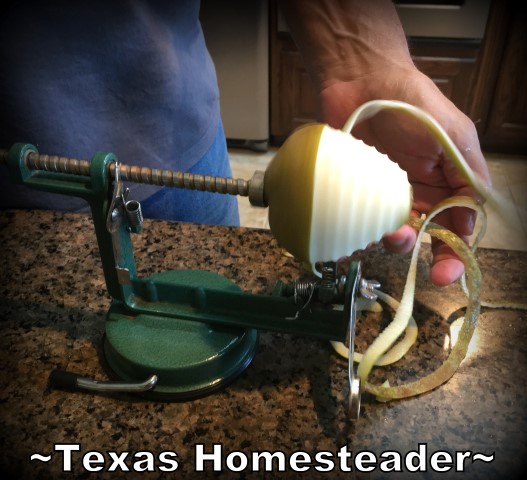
top-left (200, 0), bottom-right (269, 151)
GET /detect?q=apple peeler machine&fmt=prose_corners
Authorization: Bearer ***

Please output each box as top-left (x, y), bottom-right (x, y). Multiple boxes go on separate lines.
top-left (1, 142), bottom-right (383, 419)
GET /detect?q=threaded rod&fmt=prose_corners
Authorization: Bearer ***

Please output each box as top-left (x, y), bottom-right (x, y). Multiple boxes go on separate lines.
top-left (0, 148), bottom-right (255, 198)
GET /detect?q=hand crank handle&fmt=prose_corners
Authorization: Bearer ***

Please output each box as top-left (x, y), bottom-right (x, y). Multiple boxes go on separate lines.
top-left (49, 369), bottom-right (158, 393)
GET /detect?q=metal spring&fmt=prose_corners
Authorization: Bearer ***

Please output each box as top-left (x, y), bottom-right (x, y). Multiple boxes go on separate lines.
top-left (125, 200), bottom-right (144, 228)
top-left (320, 263), bottom-right (336, 289)
top-left (291, 263), bottom-right (338, 302)
top-left (293, 280), bottom-right (317, 302)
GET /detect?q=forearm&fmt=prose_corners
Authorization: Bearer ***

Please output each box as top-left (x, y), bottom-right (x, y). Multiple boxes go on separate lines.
top-left (278, 0), bottom-right (413, 92)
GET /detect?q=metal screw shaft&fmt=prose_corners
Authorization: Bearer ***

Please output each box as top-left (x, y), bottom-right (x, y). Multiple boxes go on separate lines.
top-left (1, 148), bottom-right (267, 204)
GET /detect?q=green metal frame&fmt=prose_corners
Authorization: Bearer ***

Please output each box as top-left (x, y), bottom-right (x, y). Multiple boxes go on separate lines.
top-left (6, 143), bottom-right (355, 399)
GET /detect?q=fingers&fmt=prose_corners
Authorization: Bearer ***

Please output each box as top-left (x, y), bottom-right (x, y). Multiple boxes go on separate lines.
top-left (450, 205), bottom-right (476, 238)
top-left (430, 257), bottom-right (465, 287)
top-left (446, 117), bottom-right (492, 189)
top-left (418, 198), bottom-right (474, 286)
top-left (382, 212), bottom-right (470, 287)
top-left (382, 223), bottom-right (417, 254)
top-left (383, 228), bottom-right (465, 287)
top-left (429, 241), bottom-right (466, 286)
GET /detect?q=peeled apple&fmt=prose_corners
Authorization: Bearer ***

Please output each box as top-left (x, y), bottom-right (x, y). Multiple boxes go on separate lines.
top-left (263, 123), bottom-right (412, 272)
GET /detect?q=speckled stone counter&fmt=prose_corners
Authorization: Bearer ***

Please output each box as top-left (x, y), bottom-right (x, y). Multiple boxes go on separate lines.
top-left (1, 209), bottom-right (526, 479)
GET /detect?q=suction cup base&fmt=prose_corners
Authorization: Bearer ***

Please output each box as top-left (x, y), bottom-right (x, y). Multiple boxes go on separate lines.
top-left (103, 270), bottom-right (258, 400)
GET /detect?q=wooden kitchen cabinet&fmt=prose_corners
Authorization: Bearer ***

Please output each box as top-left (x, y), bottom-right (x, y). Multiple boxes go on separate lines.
top-left (269, 27), bottom-right (317, 145)
top-left (469, 1), bottom-right (527, 153)
top-left (270, 0), bottom-right (527, 154)
top-left (269, 2), bottom-right (481, 145)
top-left (407, 40), bottom-right (480, 115)
top-left (270, 37), bottom-right (480, 144)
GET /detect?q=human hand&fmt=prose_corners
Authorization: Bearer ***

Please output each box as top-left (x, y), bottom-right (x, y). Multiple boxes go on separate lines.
top-left (318, 65), bottom-right (492, 286)
top-left (278, 0), bottom-right (490, 285)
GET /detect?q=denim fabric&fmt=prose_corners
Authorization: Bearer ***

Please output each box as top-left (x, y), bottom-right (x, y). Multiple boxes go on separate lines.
top-left (141, 120), bottom-right (240, 226)
top-left (0, 0), bottom-right (223, 216)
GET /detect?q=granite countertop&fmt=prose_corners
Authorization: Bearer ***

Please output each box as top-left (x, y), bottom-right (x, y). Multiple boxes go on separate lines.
top-left (1, 209), bottom-right (526, 479)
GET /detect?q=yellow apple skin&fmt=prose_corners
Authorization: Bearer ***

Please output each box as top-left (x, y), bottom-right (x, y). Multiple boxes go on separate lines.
top-left (264, 124), bottom-right (412, 272)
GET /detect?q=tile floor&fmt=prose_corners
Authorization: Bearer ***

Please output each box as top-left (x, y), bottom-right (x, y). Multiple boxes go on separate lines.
top-left (229, 148), bottom-right (527, 252)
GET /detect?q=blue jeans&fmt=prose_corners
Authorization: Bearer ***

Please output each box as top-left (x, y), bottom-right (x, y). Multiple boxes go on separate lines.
top-left (141, 121), bottom-right (240, 226)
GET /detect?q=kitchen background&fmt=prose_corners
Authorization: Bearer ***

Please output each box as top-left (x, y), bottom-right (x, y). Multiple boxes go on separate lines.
top-left (201, 0), bottom-right (526, 251)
